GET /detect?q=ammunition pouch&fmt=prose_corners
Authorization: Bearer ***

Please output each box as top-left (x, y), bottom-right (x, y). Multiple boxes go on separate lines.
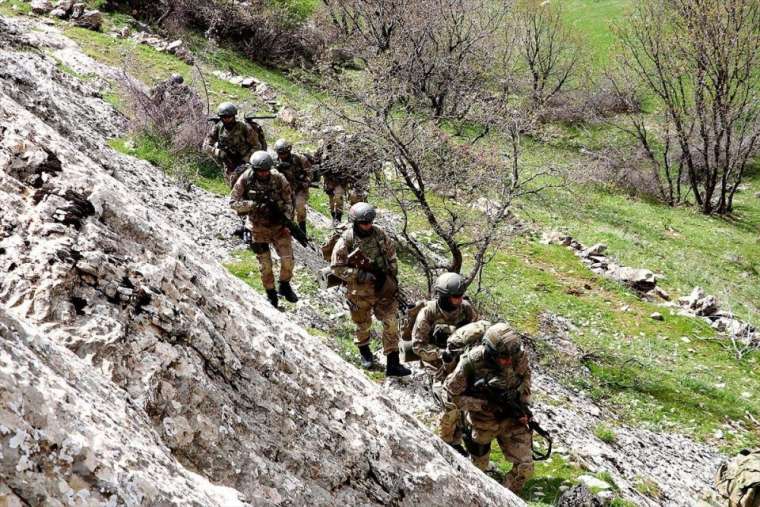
top-left (318, 267), bottom-right (343, 289)
top-left (251, 242), bottom-right (269, 254)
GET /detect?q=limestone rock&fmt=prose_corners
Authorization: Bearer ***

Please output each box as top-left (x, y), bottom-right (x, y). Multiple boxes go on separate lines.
top-left (557, 484), bottom-right (604, 507)
top-left (72, 10), bottom-right (102, 31)
top-left (650, 312), bottom-right (664, 321)
top-left (277, 106), bottom-right (299, 127)
top-left (31, 0), bottom-right (54, 14)
top-left (581, 243), bottom-right (607, 257)
top-left (609, 266), bottom-right (656, 292)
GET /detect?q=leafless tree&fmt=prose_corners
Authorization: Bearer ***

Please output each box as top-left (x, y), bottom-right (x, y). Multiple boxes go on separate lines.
top-left (516, 0), bottom-right (580, 110)
top-left (320, 0), bottom-right (404, 54)
top-left (617, 0), bottom-right (760, 214)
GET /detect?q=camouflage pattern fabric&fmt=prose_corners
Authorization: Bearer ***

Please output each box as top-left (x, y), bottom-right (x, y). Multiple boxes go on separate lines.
top-left (230, 169), bottom-right (294, 290)
top-left (331, 225), bottom-right (399, 355)
top-left (204, 120), bottom-right (264, 186)
top-left (444, 341), bottom-right (533, 493)
top-left (411, 300), bottom-right (478, 367)
top-left (276, 153), bottom-right (312, 223)
top-left (716, 449), bottom-right (760, 507)
top-left (323, 178), bottom-right (367, 214)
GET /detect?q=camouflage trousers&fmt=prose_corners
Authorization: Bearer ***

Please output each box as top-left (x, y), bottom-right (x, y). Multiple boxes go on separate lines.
top-left (467, 414), bottom-right (534, 494)
top-left (432, 382), bottom-right (462, 445)
top-left (325, 180), bottom-right (366, 214)
top-left (294, 189), bottom-right (309, 224)
top-left (250, 223), bottom-right (294, 290)
top-left (224, 163), bottom-right (247, 188)
top-left (346, 292), bottom-right (399, 355)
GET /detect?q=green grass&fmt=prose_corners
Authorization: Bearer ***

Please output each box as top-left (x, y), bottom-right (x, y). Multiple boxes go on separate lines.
top-left (594, 423), bottom-right (617, 444)
top-left (562, 0), bottom-right (633, 69)
top-left (0, 0), bottom-right (31, 15)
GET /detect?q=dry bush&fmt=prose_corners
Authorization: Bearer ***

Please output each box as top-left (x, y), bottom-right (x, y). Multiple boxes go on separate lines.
top-left (104, 0), bottom-right (326, 66)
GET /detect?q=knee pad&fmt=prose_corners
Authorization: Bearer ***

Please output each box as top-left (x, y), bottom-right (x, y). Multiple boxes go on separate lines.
top-left (251, 242), bottom-right (269, 254)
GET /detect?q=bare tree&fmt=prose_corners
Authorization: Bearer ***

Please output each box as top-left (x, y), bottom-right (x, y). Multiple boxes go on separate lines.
top-left (516, 0), bottom-right (580, 110)
top-left (617, 0), bottom-right (760, 214)
top-left (320, 0), bottom-right (404, 54)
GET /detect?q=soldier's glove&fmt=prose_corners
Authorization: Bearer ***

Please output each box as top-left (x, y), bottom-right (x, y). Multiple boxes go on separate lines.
top-left (213, 147), bottom-right (226, 158)
top-left (441, 349), bottom-right (454, 363)
top-left (357, 270), bottom-right (376, 284)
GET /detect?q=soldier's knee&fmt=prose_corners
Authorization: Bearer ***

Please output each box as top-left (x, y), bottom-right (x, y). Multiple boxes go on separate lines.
top-left (251, 242), bottom-right (269, 254)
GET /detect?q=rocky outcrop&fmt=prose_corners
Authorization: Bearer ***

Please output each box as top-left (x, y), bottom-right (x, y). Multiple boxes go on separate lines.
top-left (542, 231), bottom-right (659, 293)
top-left (0, 14), bottom-right (522, 506)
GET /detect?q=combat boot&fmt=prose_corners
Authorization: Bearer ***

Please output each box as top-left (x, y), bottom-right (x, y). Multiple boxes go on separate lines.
top-left (278, 281), bottom-right (299, 303)
top-left (265, 289), bottom-right (279, 308)
top-left (385, 351), bottom-right (411, 377)
top-left (449, 443), bottom-right (469, 457)
top-left (298, 220), bottom-right (307, 235)
top-left (358, 345), bottom-right (374, 369)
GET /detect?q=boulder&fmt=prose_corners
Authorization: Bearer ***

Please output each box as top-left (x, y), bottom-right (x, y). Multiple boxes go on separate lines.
top-left (70, 1), bottom-right (85, 18)
top-left (651, 312), bottom-right (664, 321)
top-left (72, 10), bottom-right (103, 31)
top-left (679, 287), bottom-right (705, 309)
top-left (610, 266), bottom-right (656, 292)
top-left (694, 295), bottom-right (719, 316)
top-left (556, 484), bottom-right (605, 507)
top-left (541, 230), bottom-right (572, 246)
top-left (581, 243), bottom-right (607, 258)
top-left (277, 106), bottom-right (298, 127)
top-left (31, 0), bottom-right (54, 14)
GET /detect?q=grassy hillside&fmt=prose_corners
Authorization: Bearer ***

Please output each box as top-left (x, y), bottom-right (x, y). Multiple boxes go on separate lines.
top-left (12, 2), bottom-right (758, 504)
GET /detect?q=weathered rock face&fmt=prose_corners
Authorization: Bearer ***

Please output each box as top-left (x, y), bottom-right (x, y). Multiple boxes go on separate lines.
top-left (0, 15), bottom-right (522, 507)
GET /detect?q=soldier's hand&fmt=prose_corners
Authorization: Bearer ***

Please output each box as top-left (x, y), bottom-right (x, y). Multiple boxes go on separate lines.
top-left (213, 148), bottom-right (226, 158)
top-left (357, 270), bottom-right (376, 283)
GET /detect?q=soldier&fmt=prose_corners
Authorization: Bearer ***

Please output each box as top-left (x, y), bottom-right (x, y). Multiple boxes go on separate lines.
top-left (716, 449), bottom-right (760, 507)
top-left (230, 151), bottom-right (299, 309)
top-left (412, 272), bottom-right (479, 367)
top-left (315, 135), bottom-right (370, 225)
top-left (409, 272), bottom-right (479, 454)
top-left (331, 202), bottom-right (411, 377)
top-left (274, 138), bottom-right (312, 235)
top-left (444, 323), bottom-right (534, 494)
top-left (204, 102), bottom-right (266, 188)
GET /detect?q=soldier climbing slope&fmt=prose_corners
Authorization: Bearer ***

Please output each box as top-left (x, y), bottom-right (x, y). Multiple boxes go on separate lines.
top-left (444, 323), bottom-right (534, 494)
top-left (313, 135), bottom-right (370, 225)
top-left (204, 102), bottom-right (266, 188)
top-left (274, 138), bottom-right (312, 236)
top-left (409, 272), bottom-right (479, 454)
top-left (230, 151), bottom-right (299, 309)
top-left (330, 202), bottom-right (411, 377)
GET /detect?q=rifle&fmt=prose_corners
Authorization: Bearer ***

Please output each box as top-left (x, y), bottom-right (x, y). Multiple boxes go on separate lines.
top-left (207, 114), bottom-right (277, 122)
top-left (245, 185), bottom-right (310, 248)
top-left (467, 378), bottom-right (553, 461)
top-left (346, 248), bottom-right (412, 307)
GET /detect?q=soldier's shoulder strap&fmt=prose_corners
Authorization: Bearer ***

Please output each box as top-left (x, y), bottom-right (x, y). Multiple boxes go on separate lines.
top-left (340, 226), bottom-right (355, 250)
top-left (460, 351), bottom-right (477, 385)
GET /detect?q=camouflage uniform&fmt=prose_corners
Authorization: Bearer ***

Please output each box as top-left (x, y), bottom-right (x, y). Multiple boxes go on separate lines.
top-left (275, 153), bottom-right (312, 224)
top-left (716, 449), bottom-right (760, 507)
top-left (412, 300), bottom-right (478, 368)
top-left (205, 121), bottom-right (265, 187)
top-left (412, 300), bottom-right (478, 445)
top-left (323, 173), bottom-right (368, 217)
top-left (444, 341), bottom-right (534, 493)
top-left (331, 226), bottom-right (399, 355)
top-left (230, 167), bottom-right (294, 290)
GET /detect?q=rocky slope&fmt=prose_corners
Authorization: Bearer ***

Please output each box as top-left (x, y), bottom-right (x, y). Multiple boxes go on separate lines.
top-left (0, 14), bottom-right (523, 506)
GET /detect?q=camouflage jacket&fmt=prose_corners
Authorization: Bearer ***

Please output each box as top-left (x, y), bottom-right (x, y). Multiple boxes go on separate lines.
top-left (230, 168), bottom-right (293, 227)
top-left (275, 153), bottom-right (312, 192)
top-left (331, 226), bottom-right (397, 296)
top-left (204, 120), bottom-right (264, 169)
top-left (444, 344), bottom-right (532, 416)
top-left (411, 300), bottom-right (478, 365)
top-left (716, 449), bottom-right (760, 507)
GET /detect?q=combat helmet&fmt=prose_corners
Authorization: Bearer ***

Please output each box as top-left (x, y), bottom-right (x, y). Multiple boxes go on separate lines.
top-left (274, 138), bottom-right (292, 155)
top-left (434, 272), bottom-right (467, 297)
top-left (482, 323), bottom-right (524, 360)
top-left (250, 151), bottom-right (273, 170)
top-left (217, 102), bottom-right (237, 117)
top-left (348, 202), bottom-right (376, 223)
